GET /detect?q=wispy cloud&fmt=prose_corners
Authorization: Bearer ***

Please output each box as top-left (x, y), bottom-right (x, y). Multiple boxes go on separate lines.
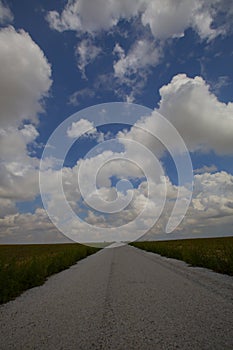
top-left (75, 38), bottom-right (101, 79)
top-left (0, 0), bottom-right (13, 24)
top-left (194, 165), bottom-right (217, 174)
top-left (68, 88), bottom-right (95, 106)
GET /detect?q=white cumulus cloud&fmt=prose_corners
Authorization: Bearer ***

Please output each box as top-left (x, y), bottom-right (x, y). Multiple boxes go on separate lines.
top-left (0, 26), bottom-right (52, 128)
top-left (47, 0), bottom-right (230, 40)
top-left (0, 26), bottom-right (52, 217)
top-left (46, 0), bottom-right (145, 33)
top-left (158, 74), bottom-right (233, 155)
top-left (67, 118), bottom-right (101, 140)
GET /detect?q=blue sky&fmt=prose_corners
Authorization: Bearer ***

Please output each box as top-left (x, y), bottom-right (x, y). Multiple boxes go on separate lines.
top-left (0, 0), bottom-right (233, 244)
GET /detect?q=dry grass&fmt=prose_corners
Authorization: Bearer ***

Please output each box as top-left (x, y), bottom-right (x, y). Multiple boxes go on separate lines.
top-left (131, 237), bottom-right (233, 276)
top-left (0, 243), bottom-right (100, 304)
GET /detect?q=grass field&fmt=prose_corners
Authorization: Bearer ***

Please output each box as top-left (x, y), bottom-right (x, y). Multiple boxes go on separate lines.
top-left (131, 237), bottom-right (233, 276)
top-left (0, 243), bottom-right (100, 304)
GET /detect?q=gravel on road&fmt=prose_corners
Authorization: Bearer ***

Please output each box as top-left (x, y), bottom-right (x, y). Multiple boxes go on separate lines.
top-left (0, 244), bottom-right (233, 349)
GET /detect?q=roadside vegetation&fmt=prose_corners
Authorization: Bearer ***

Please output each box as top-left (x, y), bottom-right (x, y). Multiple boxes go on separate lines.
top-left (0, 243), bottom-right (100, 304)
top-left (131, 237), bottom-right (233, 276)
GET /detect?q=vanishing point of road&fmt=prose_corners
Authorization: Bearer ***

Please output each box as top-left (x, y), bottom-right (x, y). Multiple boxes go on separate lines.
top-left (1, 245), bottom-right (233, 349)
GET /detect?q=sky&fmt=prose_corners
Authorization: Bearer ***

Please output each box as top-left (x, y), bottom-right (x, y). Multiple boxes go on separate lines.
top-left (0, 0), bottom-right (233, 244)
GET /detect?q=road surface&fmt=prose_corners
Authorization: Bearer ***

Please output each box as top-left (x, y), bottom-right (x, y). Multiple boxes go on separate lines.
top-left (0, 245), bottom-right (233, 349)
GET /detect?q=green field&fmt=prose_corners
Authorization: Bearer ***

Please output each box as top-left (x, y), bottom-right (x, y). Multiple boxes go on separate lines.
top-left (0, 243), bottom-right (100, 304)
top-left (131, 237), bottom-right (233, 276)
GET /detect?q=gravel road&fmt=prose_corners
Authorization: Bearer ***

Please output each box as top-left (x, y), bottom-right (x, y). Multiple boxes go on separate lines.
top-left (1, 245), bottom-right (233, 349)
